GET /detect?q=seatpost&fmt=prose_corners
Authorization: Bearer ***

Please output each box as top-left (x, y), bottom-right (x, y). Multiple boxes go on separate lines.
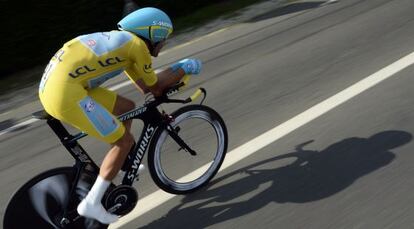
top-left (46, 118), bottom-right (73, 141)
top-left (46, 118), bottom-right (99, 171)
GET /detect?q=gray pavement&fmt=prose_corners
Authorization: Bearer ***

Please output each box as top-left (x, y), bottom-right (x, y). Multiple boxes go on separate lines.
top-left (3, 0), bottom-right (414, 228)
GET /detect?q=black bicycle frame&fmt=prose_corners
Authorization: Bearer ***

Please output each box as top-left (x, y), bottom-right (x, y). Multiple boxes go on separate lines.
top-left (42, 96), bottom-right (182, 187)
top-left (41, 115), bottom-right (101, 225)
top-left (118, 103), bottom-right (165, 185)
top-left (30, 82), bottom-right (203, 226)
top-left (45, 117), bottom-right (99, 171)
top-left (36, 102), bottom-right (167, 224)
top-left (114, 94), bottom-right (198, 185)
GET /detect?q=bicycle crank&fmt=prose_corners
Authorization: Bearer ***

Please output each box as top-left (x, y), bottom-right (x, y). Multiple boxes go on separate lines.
top-left (104, 185), bottom-right (138, 216)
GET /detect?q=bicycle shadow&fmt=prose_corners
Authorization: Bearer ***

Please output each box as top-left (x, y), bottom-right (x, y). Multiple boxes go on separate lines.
top-left (140, 130), bottom-right (412, 229)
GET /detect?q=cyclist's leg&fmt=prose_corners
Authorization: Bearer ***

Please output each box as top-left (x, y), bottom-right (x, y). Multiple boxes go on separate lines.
top-left (41, 83), bottom-right (123, 224)
top-left (88, 87), bottom-right (136, 179)
top-left (89, 87), bottom-right (135, 132)
top-left (112, 95), bottom-right (135, 133)
top-left (74, 87), bottom-right (137, 224)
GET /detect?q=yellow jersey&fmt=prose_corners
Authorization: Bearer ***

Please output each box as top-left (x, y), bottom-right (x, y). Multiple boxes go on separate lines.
top-left (38, 30), bottom-right (157, 143)
top-left (39, 30), bottom-right (157, 92)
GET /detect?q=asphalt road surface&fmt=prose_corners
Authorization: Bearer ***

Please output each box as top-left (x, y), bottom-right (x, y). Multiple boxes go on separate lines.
top-left (2, 0), bottom-right (414, 228)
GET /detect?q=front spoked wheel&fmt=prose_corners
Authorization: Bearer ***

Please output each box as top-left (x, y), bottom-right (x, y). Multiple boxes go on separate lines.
top-left (148, 105), bottom-right (228, 194)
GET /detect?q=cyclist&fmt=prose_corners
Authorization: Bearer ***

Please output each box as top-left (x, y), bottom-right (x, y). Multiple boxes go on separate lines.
top-left (38, 7), bottom-right (202, 224)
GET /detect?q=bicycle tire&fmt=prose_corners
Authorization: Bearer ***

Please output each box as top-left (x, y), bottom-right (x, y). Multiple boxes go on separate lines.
top-left (148, 104), bottom-right (228, 194)
top-left (3, 166), bottom-right (105, 229)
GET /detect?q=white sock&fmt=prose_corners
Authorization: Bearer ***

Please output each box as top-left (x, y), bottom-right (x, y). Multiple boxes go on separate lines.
top-left (87, 176), bottom-right (110, 204)
top-left (77, 176), bottom-right (119, 224)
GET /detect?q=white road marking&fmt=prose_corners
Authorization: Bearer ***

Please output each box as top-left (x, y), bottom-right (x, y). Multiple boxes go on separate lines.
top-left (0, 118), bottom-right (39, 136)
top-left (110, 51), bottom-right (414, 228)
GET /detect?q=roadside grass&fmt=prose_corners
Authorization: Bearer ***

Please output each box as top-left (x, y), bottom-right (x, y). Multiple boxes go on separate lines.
top-left (173, 0), bottom-right (268, 33)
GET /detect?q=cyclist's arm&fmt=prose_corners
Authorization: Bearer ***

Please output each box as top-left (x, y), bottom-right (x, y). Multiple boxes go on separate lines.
top-left (126, 37), bottom-right (185, 96)
top-left (132, 67), bottom-right (185, 96)
top-left (145, 59), bottom-right (202, 96)
top-left (146, 67), bottom-right (185, 96)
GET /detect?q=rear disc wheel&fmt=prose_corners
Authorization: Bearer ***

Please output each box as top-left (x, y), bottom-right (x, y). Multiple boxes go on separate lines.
top-left (3, 167), bottom-right (75, 229)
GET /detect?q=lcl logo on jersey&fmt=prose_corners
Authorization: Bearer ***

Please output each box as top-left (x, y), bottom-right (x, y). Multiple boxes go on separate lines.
top-left (69, 57), bottom-right (126, 78)
top-left (143, 64), bottom-right (152, 73)
top-left (98, 57), bottom-right (125, 67)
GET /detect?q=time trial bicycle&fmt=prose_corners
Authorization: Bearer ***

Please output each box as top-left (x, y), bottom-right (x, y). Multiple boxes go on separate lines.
top-left (3, 76), bottom-right (228, 228)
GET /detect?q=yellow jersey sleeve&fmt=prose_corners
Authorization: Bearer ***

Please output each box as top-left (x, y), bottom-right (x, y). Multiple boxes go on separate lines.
top-left (125, 37), bottom-right (158, 87)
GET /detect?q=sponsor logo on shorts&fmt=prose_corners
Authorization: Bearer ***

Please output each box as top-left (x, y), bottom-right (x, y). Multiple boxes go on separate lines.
top-left (84, 100), bottom-right (95, 112)
top-left (79, 97), bottom-right (119, 137)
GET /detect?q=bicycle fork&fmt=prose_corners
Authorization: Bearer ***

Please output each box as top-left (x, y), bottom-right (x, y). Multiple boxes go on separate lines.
top-left (166, 123), bottom-right (197, 156)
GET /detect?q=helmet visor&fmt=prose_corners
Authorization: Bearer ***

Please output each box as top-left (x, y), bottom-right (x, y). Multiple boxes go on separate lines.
top-left (135, 25), bottom-right (173, 43)
top-left (149, 25), bottom-right (173, 42)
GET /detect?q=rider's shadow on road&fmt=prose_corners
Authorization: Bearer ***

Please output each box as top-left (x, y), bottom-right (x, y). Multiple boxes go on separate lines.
top-left (140, 130), bottom-right (412, 229)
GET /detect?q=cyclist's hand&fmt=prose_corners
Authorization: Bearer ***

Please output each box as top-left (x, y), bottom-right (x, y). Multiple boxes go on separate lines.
top-left (171, 58), bottom-right (202, 75)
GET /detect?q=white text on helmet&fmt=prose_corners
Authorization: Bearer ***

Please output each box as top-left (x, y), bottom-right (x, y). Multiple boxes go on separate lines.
top-left (152, 21), bottom-right (172, 28)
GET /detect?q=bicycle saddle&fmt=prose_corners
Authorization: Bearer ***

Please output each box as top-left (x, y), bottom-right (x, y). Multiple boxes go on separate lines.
top-left (32, 110), bottom-right (53, 120)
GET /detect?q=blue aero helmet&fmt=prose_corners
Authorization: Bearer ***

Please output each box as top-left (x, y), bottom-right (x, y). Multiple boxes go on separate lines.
top-left (118, 7), bottom-right (173, 44)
